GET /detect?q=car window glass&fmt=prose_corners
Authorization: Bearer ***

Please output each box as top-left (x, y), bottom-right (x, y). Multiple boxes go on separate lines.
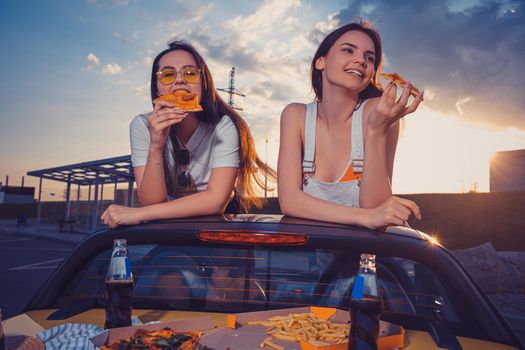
top-left (56, 244), bottom-right (458, 322)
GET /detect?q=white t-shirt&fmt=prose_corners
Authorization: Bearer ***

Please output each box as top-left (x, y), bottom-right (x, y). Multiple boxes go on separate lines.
top-left (130, 114), bottom-right (240, 198)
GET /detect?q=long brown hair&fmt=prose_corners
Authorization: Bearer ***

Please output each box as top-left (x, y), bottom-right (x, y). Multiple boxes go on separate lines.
top-left (150, 40), bottom-right (276, 212)
top-left (311, 21), bottom-right (384, 102)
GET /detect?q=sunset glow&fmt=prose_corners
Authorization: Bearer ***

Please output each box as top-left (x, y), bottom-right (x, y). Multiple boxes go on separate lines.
top-left (1, 0), bottom-right (524, 200)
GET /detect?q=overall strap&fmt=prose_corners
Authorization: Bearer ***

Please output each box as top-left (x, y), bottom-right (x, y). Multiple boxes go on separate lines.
top-left (350, 103), bottom-right (364, 174)
top-left (302, 102), bottom-right (317, 174)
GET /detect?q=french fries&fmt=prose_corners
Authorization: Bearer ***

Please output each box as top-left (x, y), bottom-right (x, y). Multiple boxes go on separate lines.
top-left (247, 313), bottom-right (349, 349)
top-left (260, 336), bottom-right (285, 350)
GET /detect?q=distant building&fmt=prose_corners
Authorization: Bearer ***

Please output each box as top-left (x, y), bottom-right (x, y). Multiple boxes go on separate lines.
top-left (0, 185), bottom-right (35, 203)
top-left (490, 149), bottom-right (525, 192)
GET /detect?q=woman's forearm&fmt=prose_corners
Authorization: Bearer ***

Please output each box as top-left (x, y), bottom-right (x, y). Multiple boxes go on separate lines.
top-left (135, 189), bottom-right (226, 221)
top-left (359, 131), bottom-right (392, 208)
top-left (279, 188), bottom-right (369, 227)
top-left (138, 149), bottom-right (169, 205)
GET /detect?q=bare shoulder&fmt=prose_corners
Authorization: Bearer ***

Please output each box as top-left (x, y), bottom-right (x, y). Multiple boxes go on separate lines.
top-left (281, 102), bottom-right (306, 117)
top-left (281, 102), bottom-right (307, 127)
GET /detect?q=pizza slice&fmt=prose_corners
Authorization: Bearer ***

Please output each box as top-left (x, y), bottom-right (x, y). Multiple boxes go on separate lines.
top-left (100, 328), bottom-right (203, 350)
top-left (154, 90), bottom-right (203, 112)
top-left (378, 72), bottom-right (421, 98)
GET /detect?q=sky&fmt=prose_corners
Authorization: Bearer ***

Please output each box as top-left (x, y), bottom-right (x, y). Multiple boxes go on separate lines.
top-left (1, 0), bottom-right (524, 200)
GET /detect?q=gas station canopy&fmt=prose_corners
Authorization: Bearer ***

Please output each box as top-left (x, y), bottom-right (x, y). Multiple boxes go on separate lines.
top-left (27, 155), bottom-right (134, 185)
top-left (26, 155), bottom-right (135, 232)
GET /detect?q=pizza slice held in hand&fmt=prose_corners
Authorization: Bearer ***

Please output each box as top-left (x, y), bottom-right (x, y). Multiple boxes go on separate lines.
top-left (378, 72), bottom-right (421, 98)
top-left (154, 90), bottom-right (203, 112)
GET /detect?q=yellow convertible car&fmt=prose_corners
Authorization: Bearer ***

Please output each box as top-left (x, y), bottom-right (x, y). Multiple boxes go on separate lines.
top-left (4, 215), bottom-right (524, 349)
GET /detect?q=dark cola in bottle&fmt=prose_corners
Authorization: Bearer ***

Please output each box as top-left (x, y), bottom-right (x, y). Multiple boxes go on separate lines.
top-left (104, 239), bottom-right (133, 329)
top-left (0, 308), bottom-right (5, 350)
top-left (348, 254), bottom-right (381, 350)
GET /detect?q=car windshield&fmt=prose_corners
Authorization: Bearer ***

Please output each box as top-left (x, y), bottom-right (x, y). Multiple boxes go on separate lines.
top-left (56, 243), bottom-right (459, 324)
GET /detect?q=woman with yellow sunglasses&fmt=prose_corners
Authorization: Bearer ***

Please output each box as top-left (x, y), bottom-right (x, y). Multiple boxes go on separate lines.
top-left (101, 40), bottom-right (275, 228)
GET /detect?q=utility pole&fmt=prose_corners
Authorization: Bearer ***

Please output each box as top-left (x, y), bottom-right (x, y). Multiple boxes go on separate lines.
top-left (218, 67), bottom-right (245, 111)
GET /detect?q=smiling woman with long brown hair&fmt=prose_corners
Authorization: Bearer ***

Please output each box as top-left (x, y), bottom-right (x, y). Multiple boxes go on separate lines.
top-left (278, 21), bottom-right (424, 229)
top-left (102, 40), bottom-right (275, 228)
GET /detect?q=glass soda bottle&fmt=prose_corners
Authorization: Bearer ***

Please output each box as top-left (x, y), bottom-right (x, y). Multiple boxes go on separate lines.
top-left (348, 254), bottom-right (381, 350)
top-left (104, 239), bottom-right (134, 329)
top-left (0, 308), bottom-right (5, 350)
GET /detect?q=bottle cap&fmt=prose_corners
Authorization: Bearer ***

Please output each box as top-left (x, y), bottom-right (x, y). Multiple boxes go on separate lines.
top-left (360, 254), bottom-right (376, 268)
top-left (360, 253), bottom-right (376, 260)
top-left (113, 239), bottom-right (127, 248)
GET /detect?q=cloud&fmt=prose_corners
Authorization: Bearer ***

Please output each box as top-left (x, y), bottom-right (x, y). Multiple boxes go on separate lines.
top-left (187, 14), bottom-right (313, 78)
top-left (329, 0), bottom-right (525, 129)
top-left (306, 13), bottom-right (338, 46)
top-left (248, 81), bottom-right (299, 103)
top-left (86, 0), bottom-right (128, 6)
top-left (222, 0), bottom-right (301, 47)
top-left (187, 31), bottom-right (308, 139)
top-left (455, 97), bottom-right (471, 116)
top-left (102, 62), bottom-right (123, 75)
top-left (86, 53), bottom-right (100, 68)
top-left (143, 56), bottom-right (152, 66)
top-left (83, 53), bottom-right (125, 77)
top-left (186, 2), bottom-right (214, 22)
top-left (113, 32), bottom-right (132, 44)
top-left (187, 30), bottom-right (271, 74)
top-left (163, 1), bottom-right (214, 29)
top-left (154, 0), bottom-right (314, 78)
top-left (314, 13), bottom-right (338, 34)
top-left (239, 79), bottom-right (306, 141)
top-left (133, 82), bottom-right (150, 100)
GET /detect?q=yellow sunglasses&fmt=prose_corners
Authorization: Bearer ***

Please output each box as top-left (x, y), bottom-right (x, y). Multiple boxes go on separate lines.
top-left (156, 65), bottom-right (201, 85)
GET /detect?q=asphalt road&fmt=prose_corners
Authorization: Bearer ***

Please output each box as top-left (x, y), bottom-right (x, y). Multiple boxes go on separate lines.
top-left (0, 231), bottom-right (73, 318)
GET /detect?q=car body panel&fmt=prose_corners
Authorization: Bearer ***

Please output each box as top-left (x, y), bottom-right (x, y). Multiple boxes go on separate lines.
top-left (9, 215), bottom-right (523, 349)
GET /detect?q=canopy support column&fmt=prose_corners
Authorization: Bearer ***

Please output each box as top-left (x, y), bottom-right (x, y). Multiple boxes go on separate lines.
top-left (76, 184), bottom-right (81, 219)
top-left (65, 175), bottom-right (72, 220)
top-left (36, 176), bottom-right (43, 231)
top-left (91, 172), bottom-right (100, 232)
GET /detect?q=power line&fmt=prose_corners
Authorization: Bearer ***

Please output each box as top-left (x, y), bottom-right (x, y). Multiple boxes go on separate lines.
top-left (217, 67), bottom-right (245, 111)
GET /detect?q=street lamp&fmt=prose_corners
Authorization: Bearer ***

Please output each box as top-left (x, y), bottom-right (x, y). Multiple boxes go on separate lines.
top-left (264, 136), bottom-right (268, 198)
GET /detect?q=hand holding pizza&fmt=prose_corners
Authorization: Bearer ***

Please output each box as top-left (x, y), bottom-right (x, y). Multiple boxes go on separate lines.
top-left (154, 90), bottom-right (203, 112)
top-left (147, 100), bottom-right (188, 151)
top-left (367, 73), bottom-right (424, 135)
